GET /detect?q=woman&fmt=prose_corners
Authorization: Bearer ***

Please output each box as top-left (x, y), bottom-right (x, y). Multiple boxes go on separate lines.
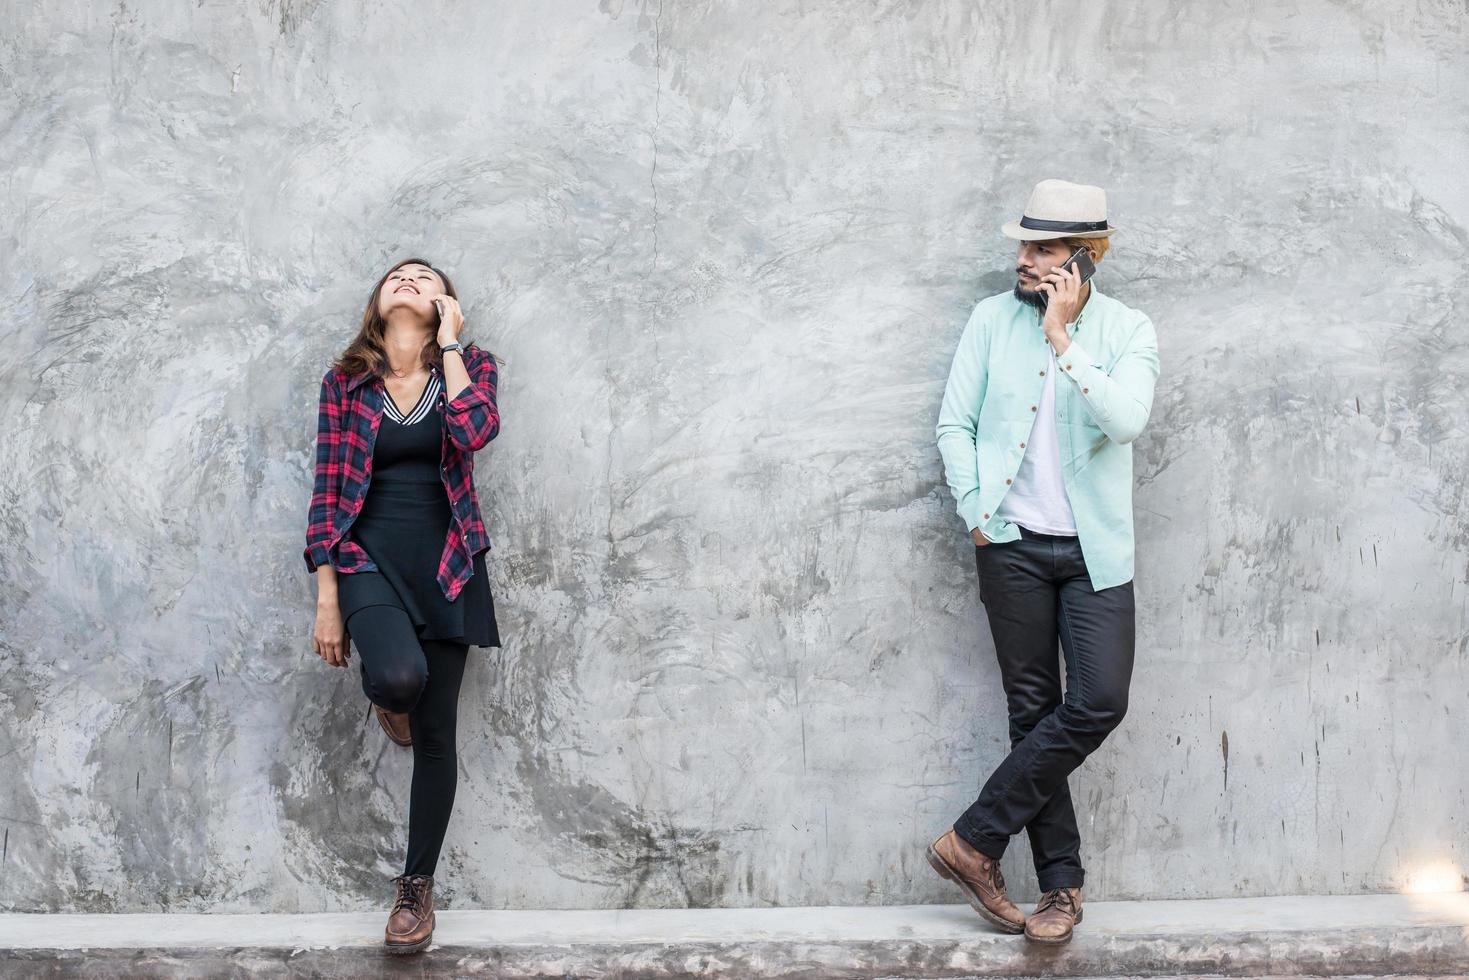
top-left (303, 257), bottom-right (501, 954)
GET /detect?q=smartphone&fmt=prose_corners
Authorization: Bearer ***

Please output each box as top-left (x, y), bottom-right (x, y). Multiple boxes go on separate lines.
top-left (1037, 245), bottom-right (1095, 311)
top-left (1059, 245), bottom-right (1096, 285)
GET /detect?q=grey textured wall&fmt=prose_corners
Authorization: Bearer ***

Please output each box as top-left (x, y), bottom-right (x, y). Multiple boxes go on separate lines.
top-left (1, 0), bottom-right (1466, 913)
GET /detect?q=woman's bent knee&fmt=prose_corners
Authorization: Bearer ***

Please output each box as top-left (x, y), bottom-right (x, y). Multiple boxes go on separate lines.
top-left (371, 666), bottom-right (427, 713)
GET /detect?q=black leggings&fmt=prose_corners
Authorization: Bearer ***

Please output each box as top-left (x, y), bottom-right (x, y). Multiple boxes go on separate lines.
top-left (347, 603), bottom-right (469, 878)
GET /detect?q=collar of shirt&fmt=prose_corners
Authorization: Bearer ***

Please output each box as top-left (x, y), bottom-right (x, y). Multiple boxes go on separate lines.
top-left (1035, 282), bottom-right (1099, 344)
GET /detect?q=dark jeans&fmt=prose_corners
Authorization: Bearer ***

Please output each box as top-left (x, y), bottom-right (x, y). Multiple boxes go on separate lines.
top-left (953, 525), bottom-right (1136, 892)
top-left (348, 603), bottom-right (470, 878)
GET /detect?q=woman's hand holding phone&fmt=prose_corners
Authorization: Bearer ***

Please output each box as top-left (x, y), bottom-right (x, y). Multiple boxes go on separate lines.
top-left (433, 295), bottom-right (465, 349)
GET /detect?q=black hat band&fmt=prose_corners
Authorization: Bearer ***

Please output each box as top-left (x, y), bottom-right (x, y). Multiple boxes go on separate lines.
top-left (1019, 215), bottom-right (1109, 232)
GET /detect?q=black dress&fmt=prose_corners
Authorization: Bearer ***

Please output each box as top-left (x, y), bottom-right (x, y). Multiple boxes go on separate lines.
top-left (337, 373), bottom-right (500, 648)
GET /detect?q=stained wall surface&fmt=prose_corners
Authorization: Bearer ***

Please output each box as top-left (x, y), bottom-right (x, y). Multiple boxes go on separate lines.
top-left (1, 0), bottom-right (1465, 911)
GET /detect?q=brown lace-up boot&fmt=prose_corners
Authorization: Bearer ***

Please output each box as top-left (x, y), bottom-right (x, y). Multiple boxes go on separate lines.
top-left (375, 704), bottom-right (412, 747)
top-left (925, 830), bottom-right (1025, 933)
top-left (384, 873), bottom-right (435, 954)
top-left (1025, 886), bottom-right (1083, 944)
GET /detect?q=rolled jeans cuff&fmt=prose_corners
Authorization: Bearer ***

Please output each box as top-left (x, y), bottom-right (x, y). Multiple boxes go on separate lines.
top-left (1036, 870), bottom-right (1085, 891)
top-left (952, 816), bottom-right (1007, 861)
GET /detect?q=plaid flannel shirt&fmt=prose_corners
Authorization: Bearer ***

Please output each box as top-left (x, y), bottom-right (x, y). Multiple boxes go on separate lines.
top-left (303, 345), bottom-right (500, 601)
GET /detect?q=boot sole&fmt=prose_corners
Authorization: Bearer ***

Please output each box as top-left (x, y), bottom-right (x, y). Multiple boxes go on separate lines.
top-left (925, 845), bottom-right (1025, 935)
top-left (385, 913), bottom-right (434, 955)
top-left (1025, 907), bottom-right (1083, 945)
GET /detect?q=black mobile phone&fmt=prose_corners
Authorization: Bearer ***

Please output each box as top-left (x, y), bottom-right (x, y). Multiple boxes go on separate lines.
top-left (1060, 245), bottom-right (1096, 285)
top-left (1038, 246), bottom-right (1096, 311)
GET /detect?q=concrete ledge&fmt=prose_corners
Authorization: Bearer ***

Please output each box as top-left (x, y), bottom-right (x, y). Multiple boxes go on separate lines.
top-left (1, 892), bottom-right (1466, 978)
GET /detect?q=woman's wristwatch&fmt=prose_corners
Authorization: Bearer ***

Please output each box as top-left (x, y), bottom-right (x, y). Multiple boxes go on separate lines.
top-left (440, 341), bottom-right (464, 357)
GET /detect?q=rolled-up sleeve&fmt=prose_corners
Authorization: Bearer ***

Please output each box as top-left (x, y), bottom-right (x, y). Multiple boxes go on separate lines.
top-left (303, 372), bottom-right (340, 572)
top-left (444, 348), bottom-right (501, 452)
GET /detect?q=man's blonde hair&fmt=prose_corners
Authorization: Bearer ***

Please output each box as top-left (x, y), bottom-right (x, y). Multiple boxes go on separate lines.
top-left (1062, 235), bottom-right (1111, 264)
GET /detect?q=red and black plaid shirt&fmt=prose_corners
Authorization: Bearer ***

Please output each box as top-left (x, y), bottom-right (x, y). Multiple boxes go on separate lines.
top-left (303, 346), bottom-right (500, 601)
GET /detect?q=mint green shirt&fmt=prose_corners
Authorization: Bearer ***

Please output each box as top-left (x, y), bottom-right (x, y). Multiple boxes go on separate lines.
top-left (936, 282), bottom-right (1160, 591)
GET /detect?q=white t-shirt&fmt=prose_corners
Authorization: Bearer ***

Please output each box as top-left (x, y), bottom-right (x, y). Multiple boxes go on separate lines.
top-left (996, 343), bottom-right (1078, 535)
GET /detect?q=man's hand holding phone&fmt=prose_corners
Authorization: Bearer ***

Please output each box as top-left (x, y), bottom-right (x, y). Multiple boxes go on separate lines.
top-left (1038, 247), bottom-right (1093, 354)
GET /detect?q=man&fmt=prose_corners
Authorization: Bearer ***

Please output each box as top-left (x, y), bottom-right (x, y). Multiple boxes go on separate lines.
top-left (927, 179), bottom-right (1160, 945)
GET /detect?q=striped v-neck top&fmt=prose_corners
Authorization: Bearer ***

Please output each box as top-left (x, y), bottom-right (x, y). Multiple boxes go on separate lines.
top-left (383, 373), bottom-right (442, 425)
top-left (370, 373), bottom-right (444, 486)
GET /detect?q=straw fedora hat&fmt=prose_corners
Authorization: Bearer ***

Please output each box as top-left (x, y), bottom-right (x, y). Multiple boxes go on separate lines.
top-left (1002, 179), bottom-right (1116, 241)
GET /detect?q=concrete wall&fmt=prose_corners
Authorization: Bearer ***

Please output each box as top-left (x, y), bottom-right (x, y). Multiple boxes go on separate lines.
top-left (1, 0), bottom-right (1465, 913)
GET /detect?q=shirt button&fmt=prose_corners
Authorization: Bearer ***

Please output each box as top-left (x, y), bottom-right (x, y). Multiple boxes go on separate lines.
top-left (1039, 370), bottom-right (1046, 376)
top-left (1082, 387), bottom-right (1089, 393)
top-left (1065, 363), bottom-right (1073, 370)
top-left (983, 512), bottom-right (989, 519)
top-left (1019, 442), bottom-right (1026, 448)
top-left (1030, 405), bottom-right (1037, 412)
top-left (1005, 478), bottom-right (1012, 485)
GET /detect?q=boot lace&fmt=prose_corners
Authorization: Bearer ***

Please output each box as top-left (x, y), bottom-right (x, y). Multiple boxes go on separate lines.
top-left (391, 873), bottom-right (430, 916)
top-left (1036, 887), bottom-right (1078, 917)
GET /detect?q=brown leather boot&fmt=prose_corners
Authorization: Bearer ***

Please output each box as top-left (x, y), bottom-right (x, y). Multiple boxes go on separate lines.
top-left (384, 873), bottom-right (435, 954)
top-left (375, 704), bottom-right (412, 747)
top-left (926, 830), bottom-right (1025, 933)
top-left (1025, 886), bottom-right (1083, 945)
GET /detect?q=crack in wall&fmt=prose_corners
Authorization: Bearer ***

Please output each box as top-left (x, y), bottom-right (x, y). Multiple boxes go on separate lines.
top-left (649, 0), bottom-right (663, 279)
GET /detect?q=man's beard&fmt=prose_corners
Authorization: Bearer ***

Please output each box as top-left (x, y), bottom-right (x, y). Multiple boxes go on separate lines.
top-left (1013, 277), bottom-right (1047, 311)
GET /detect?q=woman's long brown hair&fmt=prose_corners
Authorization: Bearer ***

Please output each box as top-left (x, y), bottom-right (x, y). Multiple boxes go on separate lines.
top-left (332, 256), bottom-right (495, 380)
